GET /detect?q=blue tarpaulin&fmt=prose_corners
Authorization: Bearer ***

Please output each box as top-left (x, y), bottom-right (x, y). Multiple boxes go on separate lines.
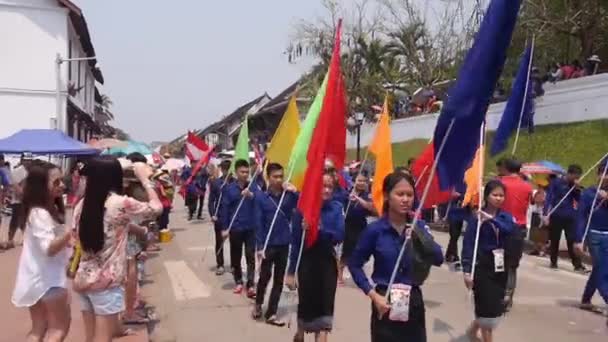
top-left (103, 141), bottom-right (153, 156)
top-left (0, 129), bottom-right (100, 155)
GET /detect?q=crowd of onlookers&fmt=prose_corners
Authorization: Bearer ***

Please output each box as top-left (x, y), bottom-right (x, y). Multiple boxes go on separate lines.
top-left (0, 153), bottom-right (176, 342)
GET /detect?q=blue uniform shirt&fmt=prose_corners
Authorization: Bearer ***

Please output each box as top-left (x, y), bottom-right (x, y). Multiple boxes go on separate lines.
top-left (575, 187), bottom-right (608, 243)
top-left (254, 190), bottom-right (299, 250)
top-left (194, 169), bottom-right (209, 193)
top-left (220, 181), bottom-right (256, 232)
top-left (333, 186), bottom-right (349, 209)
top-left (544, 178), bottom-right (581, 219)
top-left (208, 176), bottom-right (232, 220)
top-left (348, 217), bottom-right (443, 294)
top-left (461, 211), bottom-right (515, 274)
top-left (288, 200), bottom-right (345, 275)
top-left (345, 190), bottom-right (373, 227)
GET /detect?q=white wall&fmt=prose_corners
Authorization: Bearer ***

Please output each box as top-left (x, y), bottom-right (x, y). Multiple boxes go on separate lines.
top-left (0, 1), bottom-right (69, 138)
top-left (347, 73), bottom-right (608, 148)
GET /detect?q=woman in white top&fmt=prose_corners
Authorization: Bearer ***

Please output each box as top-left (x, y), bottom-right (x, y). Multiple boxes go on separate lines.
top-left (12, 160), bottom-right (73, 342)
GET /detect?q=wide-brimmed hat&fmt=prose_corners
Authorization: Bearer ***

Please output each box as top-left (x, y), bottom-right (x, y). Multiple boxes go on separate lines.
top-left (588, 55), bottom-right (601, 63)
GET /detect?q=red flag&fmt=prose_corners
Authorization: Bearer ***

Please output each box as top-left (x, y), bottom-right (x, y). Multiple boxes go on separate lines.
top-left (179, 146), bottom-right (214, 198)
top-left (412, 143), bottom-right (451, 209)
top-left (298, 19), bottom-right (347, 247)
top-left (185, 132), bottom-right (209, 162)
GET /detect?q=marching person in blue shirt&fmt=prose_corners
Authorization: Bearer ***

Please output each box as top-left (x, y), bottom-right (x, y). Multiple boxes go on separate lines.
top-left (220, 159), bottom-right (258, 298)
top-left (348, 172), bottom-right (443, 342)
top-left (445, 181), bottom-right (471, 270)
top-left (574, 159), bottom-right (608, 327)
top-left (285, 171), bottom-right (344, 342)
top-left (339, 172), bottom-right (375, 284)
top-left (251, 162), bottom-right (298, 327)
top-left (462, 180), bottom-right (515, 342)
top-left (207, 159), bottom-right (232, 276)
top-left (544, 164), bottom-right (586, 272)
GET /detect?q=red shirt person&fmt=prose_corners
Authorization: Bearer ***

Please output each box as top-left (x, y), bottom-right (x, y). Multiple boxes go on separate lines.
top-left (496, 158), bottom-right (533, 311)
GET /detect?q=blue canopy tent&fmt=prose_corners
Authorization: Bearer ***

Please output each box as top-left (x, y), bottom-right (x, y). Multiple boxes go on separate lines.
top-left (0, 129), bottom-right (100, 155)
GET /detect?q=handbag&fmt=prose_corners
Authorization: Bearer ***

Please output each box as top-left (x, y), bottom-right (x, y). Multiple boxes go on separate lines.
top-left (408, 223), bottom-right (438, 286)
top-left (66, 243), bottom-right (81, 279)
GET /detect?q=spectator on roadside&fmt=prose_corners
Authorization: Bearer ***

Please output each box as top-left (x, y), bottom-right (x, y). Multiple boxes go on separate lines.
top-left (73, 157), bottom-right (161, 342)
top-left (572, 60), bottom-right (585, 78)
top-left (3, 164), bottom-right (28, 249)
top-left (560, 61), bottom-right (576, 80)
top-left (529, 185), bottom-right (548, 257)
top-left (531, 67), bottom-right (545, 98)
top-left (585, 55), bottom-right (602, 76)
top-left (12, 161), bottom-right (72, 342)
top-left (548, 62), bottom-right (564, 82)
top-left (498, 158), bottom-right (534, 311)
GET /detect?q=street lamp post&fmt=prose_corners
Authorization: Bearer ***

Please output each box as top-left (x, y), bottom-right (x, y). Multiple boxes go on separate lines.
top-left (55, 54), bottom-right (98, 133)
top-left (354, 112), bottom-right (365, 161)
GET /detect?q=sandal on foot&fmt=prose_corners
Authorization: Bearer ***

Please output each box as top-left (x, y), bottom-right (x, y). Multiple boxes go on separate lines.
top-left (123, 313), bottom-right (150, 325)
top-left (116, 328), bottom-right (137, 337)
top-left (251, 306), bottom-right (263, 320)
top-left (266, 315), bottom-right (286, 327)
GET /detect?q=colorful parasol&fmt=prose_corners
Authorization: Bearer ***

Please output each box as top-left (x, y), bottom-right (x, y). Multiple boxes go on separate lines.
top-left (521, 160), bottom-right (565, 175)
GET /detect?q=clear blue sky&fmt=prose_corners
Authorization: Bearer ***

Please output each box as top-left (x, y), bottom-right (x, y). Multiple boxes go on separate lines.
top-left (78, 0), bottom-right (323, 143)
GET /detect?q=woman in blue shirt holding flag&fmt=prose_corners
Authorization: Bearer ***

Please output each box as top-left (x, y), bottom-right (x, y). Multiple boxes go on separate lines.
top-left (348, 172), bottom-right (443, 342)
top-left (286, 171), bottom-right (345, 342)
top-left (461, 180), bottom-right (515, 342)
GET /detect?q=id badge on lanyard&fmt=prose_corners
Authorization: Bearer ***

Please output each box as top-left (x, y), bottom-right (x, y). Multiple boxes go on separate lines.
top-left (490, 223), bottom-right (505, 273)
top-left (388, 227), bottom-right (413, 322)
top-left (388, 284), bottom-right (412, 322)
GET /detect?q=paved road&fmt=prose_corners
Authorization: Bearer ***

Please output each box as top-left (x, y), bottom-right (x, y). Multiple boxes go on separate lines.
top-left (148, 206), bottom-right (607, 342)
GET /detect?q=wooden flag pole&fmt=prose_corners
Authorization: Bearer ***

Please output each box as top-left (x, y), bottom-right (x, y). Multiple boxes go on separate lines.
top-left (470, 122), bottom-right (487, 283)
top-left (511, 36), bottom-right (535, 156)
top-left (385, 119), bottom-right (456, 300)
top-left (581, 163), bottom-right (608, 243)
top-left (546, 151), bottom-right (608, 218)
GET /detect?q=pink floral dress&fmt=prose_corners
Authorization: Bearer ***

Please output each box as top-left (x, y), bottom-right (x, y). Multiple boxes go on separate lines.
top-left (72, 193), bottom-right (161, 292)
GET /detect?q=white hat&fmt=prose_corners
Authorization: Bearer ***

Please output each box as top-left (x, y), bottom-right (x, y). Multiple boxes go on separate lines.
top-left (588, 55), bottom-right (601, 63)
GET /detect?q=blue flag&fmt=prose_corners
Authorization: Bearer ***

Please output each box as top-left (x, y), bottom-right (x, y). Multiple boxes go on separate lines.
top-left (491, 44), bottom-right (534, 156)
top-left (433, 0), bottom-right (521, 190)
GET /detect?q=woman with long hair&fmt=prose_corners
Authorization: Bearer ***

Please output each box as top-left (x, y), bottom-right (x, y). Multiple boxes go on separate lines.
top-left (12, 161), bottom-right (72, 341)
top-left (462, 180), bottom-right (515, 342)
top-left (348, 172), bottom-right (443, 342)
top-left (73, 156), bottom-right (162, 342)
top-left (286, 172), bottom-right (345, 342)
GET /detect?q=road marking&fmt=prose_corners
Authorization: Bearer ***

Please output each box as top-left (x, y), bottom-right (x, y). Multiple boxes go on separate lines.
top-left (164, 260), bottom-right (211, 301)
top-left (186, 246), bottom-right (215, 252)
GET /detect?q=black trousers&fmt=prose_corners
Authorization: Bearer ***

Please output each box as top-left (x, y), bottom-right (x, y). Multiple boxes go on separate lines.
top-left (196, 193), bottom-right (205, 218)
top-left (255, 245), bottom-right (289, 318)
top-left (505, 227), bottom-right (526, 299)
top-left (214, 221), bottom-right (224, 268)
top-left (8, 203), bottom-right (24, 241)
top-left (549, 216), bottom-right (583, 268)
top-left (445, 219), bottom-right (464, 261)
top-left (229, 229), bottom-right (255, 288)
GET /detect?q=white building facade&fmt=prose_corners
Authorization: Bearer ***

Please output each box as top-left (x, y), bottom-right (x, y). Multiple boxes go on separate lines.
top-left (0, 0), bottom-right (104, 141)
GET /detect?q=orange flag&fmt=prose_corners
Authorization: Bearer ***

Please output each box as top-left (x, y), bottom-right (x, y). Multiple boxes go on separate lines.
top-left (368, 97), bottom-right (394, 215)
top-left (463, 145), bottom-right (484, 207)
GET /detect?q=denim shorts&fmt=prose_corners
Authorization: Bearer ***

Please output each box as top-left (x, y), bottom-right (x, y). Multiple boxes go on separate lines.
top-left (77, 286), bottom-right (125, 316)
top-left (41, 287), bottom-right (68, 302)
